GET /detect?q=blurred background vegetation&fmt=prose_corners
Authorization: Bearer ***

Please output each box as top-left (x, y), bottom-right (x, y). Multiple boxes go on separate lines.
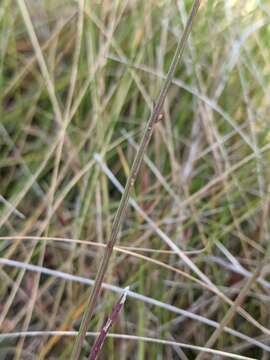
top-left (0, 0), bottom-right (270, 358)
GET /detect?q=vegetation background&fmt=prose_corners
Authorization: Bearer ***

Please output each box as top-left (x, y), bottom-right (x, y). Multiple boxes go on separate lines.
top-left (0, 0), bottom-right (270, 359)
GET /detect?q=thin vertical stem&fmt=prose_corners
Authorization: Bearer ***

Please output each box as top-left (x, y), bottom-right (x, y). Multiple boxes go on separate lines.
top-left (71, 1), bottom-right (201, 358)
top-left (88, 287), bottom-right (129, 360)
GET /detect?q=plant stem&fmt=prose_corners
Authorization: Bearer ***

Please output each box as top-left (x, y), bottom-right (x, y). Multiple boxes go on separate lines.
top-left (88, 287), bottom-right (129, 360)
top-left (71, 1), bottom-right (201, 358)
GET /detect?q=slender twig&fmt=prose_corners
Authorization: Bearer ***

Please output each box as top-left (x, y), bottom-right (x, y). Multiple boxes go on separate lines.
top-left (71, 1), bottom-right (201, 358)
top-left (88, 287), bottom-right (129, 360)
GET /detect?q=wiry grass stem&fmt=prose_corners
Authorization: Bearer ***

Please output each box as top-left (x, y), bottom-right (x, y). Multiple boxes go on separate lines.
top-left (88, 287), bottom-right (129, 360)
top-left (71, 1), bottom-right (201, 358)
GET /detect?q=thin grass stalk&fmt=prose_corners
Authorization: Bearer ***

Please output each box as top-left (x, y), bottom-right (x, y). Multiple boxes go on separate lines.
top-left (71, 1), bottom-right (201, 358)
top-left (87, 287), bottom-right (129, 360)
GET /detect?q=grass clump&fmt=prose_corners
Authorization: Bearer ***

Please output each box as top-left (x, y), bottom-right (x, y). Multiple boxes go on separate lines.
top-left (0, 0), bottom-right (270, 359)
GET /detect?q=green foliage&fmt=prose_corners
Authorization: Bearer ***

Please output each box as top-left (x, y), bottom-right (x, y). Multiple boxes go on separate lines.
top-left (0, 0), bottom-right (270, 359)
